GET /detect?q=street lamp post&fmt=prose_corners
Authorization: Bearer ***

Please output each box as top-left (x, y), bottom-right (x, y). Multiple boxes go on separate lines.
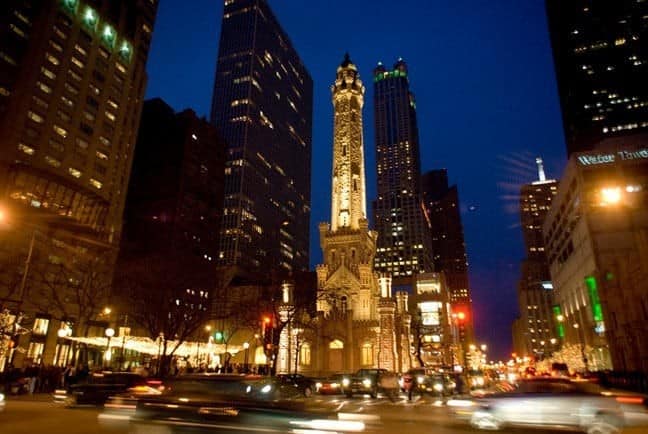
top-left (243, 342), bottom-right (250, 373)
top-left (104, 327), bottom-right (115, 369)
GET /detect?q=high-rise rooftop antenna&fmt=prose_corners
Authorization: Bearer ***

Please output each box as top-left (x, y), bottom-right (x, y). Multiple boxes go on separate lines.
top-left (536, 157), bottom-right (546, 182)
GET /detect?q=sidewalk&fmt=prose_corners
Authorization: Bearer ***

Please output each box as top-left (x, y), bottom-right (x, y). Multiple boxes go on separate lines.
top-left (6, 392), bottom-right (53, 402)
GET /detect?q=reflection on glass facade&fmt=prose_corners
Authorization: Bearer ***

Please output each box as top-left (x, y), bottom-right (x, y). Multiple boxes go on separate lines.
top-left (211, 0), bottom-right (313, 276)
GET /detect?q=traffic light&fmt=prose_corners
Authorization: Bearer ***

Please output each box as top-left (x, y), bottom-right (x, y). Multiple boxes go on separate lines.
top-left (214, 331), bottom-right (223, 341)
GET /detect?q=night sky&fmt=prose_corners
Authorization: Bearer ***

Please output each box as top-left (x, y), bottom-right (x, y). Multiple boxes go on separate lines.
top-left (144, 0), bottom-right (568, 361)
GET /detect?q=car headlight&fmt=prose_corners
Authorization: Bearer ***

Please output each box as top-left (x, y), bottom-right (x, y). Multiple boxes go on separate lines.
top-left (315, 382), bottom-right (323, 390)
top-left (0, 393), bottom-right (5, 402)
top-left (331, 383), bottom-right (339, 388)
top-left (433, 383), bottom-right (444, 392)
top-left (260, 384), bottom-right (272, 393)
top-left (342, 378), bottom-right (350, 387)
top-left (416, 376), bottom-right (425, 384)
top-left (362, 378), bottom-right (372, 388)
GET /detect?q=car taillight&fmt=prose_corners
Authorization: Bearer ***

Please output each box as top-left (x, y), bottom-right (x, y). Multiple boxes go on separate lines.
top-left (615, 396), bottom-right (644, 405)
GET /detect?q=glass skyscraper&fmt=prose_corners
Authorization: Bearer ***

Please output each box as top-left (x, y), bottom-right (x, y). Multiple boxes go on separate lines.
top-left (372, 58), bottom-right (433, 278)
top-left (546, 0), bottom-right (647, 156)
top-left (210, 0), bottom-right (313, 277)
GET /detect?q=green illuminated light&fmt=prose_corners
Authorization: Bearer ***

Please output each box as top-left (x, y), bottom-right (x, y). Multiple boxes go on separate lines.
top-left (374, 69), bottom-right (408, 82)
top-left (83, 6), bottom-right (98, 31)
top-left (102, 24), bottom-right (116, 48)
top-left (585, 276), bottom-right (604, 322)
top-left (61, 0), bottom-right (78, 13)
top-left (119, 41), bottom-right (132, 62)
top-left (553, 305), bottom-right (565, 338)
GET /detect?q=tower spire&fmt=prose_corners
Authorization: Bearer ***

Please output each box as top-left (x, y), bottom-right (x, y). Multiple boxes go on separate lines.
top-left (536, 157), bottom-right (546, 182)
top-left (330, 53), bottom-right (366, 231)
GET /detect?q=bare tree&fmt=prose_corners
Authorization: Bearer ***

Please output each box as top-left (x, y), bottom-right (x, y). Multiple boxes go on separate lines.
top-left (114, 251), bottom-right (214, 377)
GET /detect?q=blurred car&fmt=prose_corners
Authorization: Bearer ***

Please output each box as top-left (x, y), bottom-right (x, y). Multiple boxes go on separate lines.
top-left (276, 373), bottom-right (316, 397)
top-left (450, 377), bottom-right (648, 434)
top-left (401, 368), bottom-right (456, 396)
top-left (123, 374), bottom-right (367, 434)
top-left (341, 369), bottom-right (391, 398)
top-left (54, 371), bottom-right (162, 407)
top-left (316, 374), bottom-right (346, 395)
top-left (0, 391), bottom-right (5, 412)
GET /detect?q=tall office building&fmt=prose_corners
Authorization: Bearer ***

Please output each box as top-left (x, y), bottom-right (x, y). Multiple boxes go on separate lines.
top-left (121, 98), bottom-right (225, 260)
top-left (372, 59), bottom-right (433, 278)
top-left (515, 158), bottom-right (560, 359)
top-left (421, 169), bottom-right (470, 305)
top-left (210, 0), bottom-right (313, 279)
top-left (544, 144), bottom-right (648, 372)
top-left (546, 0), bottom-right (647, 156)
top-left (0, 0), bottom-right (157, 369)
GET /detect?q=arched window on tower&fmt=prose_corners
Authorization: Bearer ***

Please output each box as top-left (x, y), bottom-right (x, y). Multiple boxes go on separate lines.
top-left (341, 295), bottom-right (348, 312)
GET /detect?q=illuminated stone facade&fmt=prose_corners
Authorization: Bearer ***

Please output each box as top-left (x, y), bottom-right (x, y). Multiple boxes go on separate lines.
top-left (306, 55), bottom-right (412, 375)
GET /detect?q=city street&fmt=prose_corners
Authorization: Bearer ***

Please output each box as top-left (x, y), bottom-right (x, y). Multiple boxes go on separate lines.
top-left (2, 393), bottom-right (631, 434)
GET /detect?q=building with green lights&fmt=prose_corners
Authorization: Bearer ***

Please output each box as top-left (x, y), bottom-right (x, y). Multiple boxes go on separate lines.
top-left (544, 141), bottom-right (648, 373)
top-left (372, 59), bottom-right (433, 279)
top-left (0, 0), bottom-right (157, 370)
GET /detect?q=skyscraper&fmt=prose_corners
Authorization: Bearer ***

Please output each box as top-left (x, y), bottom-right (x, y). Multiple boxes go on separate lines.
top-left (514, 158), bottom-right (559, 359)
top-left (546, 0), bottom-right (647, 156)
top-left (210, 0), bottom-right (313, 278)
top-left (372, 59), bottom-right (433, 278)
top-left (421, 169), bottom-right (470, 305)
top-left (121, 98), bottom-right (225, 260)
top-left (0, 0), bottom-right (157, 369)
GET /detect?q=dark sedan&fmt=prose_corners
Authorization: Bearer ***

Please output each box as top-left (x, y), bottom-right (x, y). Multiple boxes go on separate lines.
top-left (450, 377), bottom-right (648, 434)
top-left (54, 371), bottom-right (161, 407)
top-left (123, 374), bottom-right (366, 434)
top-left (276, 373), bottom-right (316, 397)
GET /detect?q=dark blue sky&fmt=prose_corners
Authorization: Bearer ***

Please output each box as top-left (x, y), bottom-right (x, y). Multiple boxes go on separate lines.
top-left (144, 0), bottom-right (567, 361)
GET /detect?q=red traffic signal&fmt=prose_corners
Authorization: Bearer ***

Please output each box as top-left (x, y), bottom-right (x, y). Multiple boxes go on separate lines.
top-left (456, 311), bottom-right (466, 321)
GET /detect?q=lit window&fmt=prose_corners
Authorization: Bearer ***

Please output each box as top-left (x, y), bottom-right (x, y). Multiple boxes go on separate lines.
top-left (40, 67), bottom-right (56, 80)
top-left (45, 53), bottom-right (60, 65)
top-left (115, 62), bottom-right (126, 74)
top-left (99, 136), bottom-right (111, 146)
top-left (61, 95), bottom-right (74, 108)
top-left (18, 143), bottom-right (35, 155)
top-left (48, 39), bottom-right (63, 51)
top-left (71, 56), bottom-right (84, 69)
top-left (36, 81), bottom-right (52, 94)
top-left (53, 124), bottom-right (67, 138)
top-left (0, 51), bottom-right (17, 66)
top-left (27, 111), bottom-right (44, 123)
top-left (105, 111), bottom-right (116, 122)
top-left (10, 24), bottom-right (26, 38)
top-left (74, 44), bottom-right (87, 56)
top-left (45, 156), bottom-right (61, 167)
top-left (361, 343), bottom-right (373, 365)
top-left (32, 318), bottom-right (50, 335)
top-left (107, 99), bottom-right (119, 110)
top-left (96, 150), bottom-right (108, 160)
top-left (89, 178), bottom-right (102, 189)
top-left (68, 167), bottom-right (82, 178)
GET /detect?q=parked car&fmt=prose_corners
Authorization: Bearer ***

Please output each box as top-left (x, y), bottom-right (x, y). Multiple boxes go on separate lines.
top-left (341, 369), bottom-right (392, 398)
top-left (316, 374), bottom-right (346, 395)
top-left (451, 377), bottom-right (648, 434)
top-left (276, 373), bottom-right (316, 397)
top-left (124, 374), bottom-right (366, 434)
top-left (54, 371), bottom-right (161, 407)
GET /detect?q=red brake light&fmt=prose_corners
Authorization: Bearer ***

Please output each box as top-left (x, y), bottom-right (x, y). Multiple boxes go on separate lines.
top-left (616, 396), bottom-right (644, 404)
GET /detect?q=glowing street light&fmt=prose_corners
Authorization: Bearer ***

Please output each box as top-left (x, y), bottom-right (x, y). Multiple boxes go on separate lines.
top-left (600, 187), bottom-right (622, 205)
top-left (104, 327), bottom-right (115, 368)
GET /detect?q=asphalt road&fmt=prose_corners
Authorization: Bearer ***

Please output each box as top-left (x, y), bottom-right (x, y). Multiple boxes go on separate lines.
top-left (0, 394), bottom-right (644, 434)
